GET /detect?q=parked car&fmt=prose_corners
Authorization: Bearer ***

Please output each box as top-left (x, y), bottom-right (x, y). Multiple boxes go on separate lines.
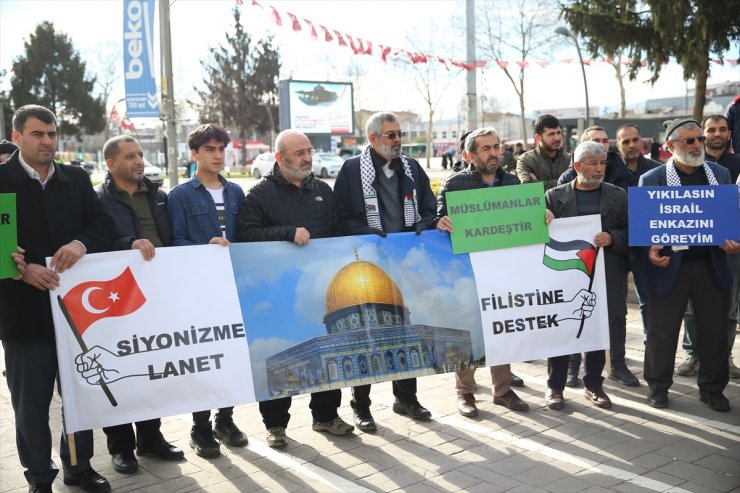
top-left (143, 160), bottom-right (165, 186)
top-left (314, 153), bottom-right (344, 178)
top-left (250, 152), bottom-right (274, 179)
top-left (67, 160), bottom-right (95, 175)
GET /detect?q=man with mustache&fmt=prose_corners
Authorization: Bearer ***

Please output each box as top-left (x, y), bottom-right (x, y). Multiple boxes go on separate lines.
top-left (543, 140), bottom-right (628, 411)
top-left (333, 111), bottom-right (436, 432)
top-left (676, 115), bottom-right (740, 379)
top-left (639, 117), bottom-right (740, 411)
top-left (433, 127), bottom-right (533, 417)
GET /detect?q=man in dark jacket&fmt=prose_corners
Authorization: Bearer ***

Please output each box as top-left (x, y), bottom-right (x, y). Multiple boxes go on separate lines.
top-left (557, 126), bottom-right (632, 191)
top-left (433, 127), bottom-right (531, 418)
top-left (544, 140), bottom-right (630, 411)
top-left (640, 118), bottom-right (739, 412)
top-left (95, 135), bottom-right (184, 474)
top-left (334, 111), bottom-right (435, 432)
top-left (236, 129), bottom-right (353, 448)
top-left (0, 105), bottom-right (114, 493)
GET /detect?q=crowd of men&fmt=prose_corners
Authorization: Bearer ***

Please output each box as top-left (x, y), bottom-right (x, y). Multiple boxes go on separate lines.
top-left (1, 104), bottom-right (739, 493)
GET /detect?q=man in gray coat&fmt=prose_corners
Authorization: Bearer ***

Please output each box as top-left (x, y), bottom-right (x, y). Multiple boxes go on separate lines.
top-left (544, 141), bottom-right (629, 411)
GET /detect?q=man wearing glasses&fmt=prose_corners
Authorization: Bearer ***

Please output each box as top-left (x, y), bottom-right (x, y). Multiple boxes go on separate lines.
top-left (639, 117), bottom-right (740, 412)
top-left (237, 129), bottom-right (353, 447)
top-left (334, 111), bottom-right (436, 432)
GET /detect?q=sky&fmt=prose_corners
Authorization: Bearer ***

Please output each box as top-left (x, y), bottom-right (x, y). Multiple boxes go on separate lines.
top-left (229, 230), bottom-right (482, 399)
top-left (1, 0), bottom-right (738, 125)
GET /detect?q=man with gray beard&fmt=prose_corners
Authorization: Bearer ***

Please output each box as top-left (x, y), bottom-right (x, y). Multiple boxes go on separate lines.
top-left (639, 118), bottom-right (740, 411)
top-left (543, 141), bottom-right (629, 411)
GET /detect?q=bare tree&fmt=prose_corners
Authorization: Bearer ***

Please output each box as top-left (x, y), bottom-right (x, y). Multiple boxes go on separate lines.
top-left (88, 41), bottom-right (122, 140)
top-left (609, 55), bottom-right (628, 118)
top-left (478, 0), bottom-right (557, 146)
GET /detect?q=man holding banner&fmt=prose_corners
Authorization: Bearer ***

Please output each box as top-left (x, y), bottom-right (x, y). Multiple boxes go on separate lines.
top-left (0, 105), bottom-right (114, 493)
top-left (433, 127), bottom-right (533, 418)
top-left (96, 135), bottom-right (184, 474)
top-left (334, 111), bottom-right (436, 431)
top-left (544, 140), bottom-right (629, 411)
top-left (639, 118), bottom-right (739, 412)
top-left (237, 129), bottom-right (353, 447)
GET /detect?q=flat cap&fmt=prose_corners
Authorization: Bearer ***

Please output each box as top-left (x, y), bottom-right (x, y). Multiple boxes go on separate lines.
top-left (663, 117), bottom-right (700, 140)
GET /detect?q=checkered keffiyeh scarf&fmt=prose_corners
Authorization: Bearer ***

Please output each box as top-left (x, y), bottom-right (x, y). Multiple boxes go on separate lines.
top-left (665, 158), bottom-right (719, 186)
top-left (360, 146), bottom-right (421, 231)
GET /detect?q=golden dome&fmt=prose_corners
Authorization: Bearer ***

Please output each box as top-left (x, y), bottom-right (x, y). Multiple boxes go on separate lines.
top-left (325, 260), bottom-right (405, 314)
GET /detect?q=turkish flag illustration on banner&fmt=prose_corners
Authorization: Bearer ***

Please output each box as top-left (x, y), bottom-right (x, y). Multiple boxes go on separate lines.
top-left (61, 267), bottom-right (146, 335)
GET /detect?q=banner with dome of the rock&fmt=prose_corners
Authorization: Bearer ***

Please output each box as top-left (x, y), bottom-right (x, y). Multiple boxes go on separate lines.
top-left (50, 223), bottom-right (608, 432)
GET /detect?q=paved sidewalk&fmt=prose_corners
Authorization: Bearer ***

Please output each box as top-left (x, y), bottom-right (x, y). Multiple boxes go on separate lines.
top-left (1, 305), bottom-right (738, 493)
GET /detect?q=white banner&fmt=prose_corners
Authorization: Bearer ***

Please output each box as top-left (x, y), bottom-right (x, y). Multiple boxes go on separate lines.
top-left (50, 245), bottom-right (254, 432)
top-left (471, 215), bottom-right (609, 365)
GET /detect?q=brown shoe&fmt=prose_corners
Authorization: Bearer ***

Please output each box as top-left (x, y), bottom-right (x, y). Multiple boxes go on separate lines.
top-left (493, 389), bottom-right (529, 411)
top-left (584, 387), bottom-right (612, 409)
top-left (545, 388), bottom-right (564, 410)
top-left (457, 393), bottom-right (478, 417)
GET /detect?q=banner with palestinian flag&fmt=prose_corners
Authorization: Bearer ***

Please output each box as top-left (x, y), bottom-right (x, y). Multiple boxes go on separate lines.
top-left (469, 214), bottom-right (609, 366)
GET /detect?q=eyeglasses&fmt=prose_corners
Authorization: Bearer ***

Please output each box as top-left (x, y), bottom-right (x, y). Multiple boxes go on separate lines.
top-left (380, 131), bottom-right (407, 140)
top-left (672, 136), bottom-right (706, 145)
top-left (284, 148), bottom-right (317, 159)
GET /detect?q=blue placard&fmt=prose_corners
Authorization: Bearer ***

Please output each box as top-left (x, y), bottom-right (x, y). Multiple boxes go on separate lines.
top-left (123, 0), bottom-right (159, 118)
top-left (628, 185), bottom-right (740, 246)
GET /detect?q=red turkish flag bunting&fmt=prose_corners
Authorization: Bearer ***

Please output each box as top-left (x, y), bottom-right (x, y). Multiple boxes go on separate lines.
top-left (61, 267), bottom-right (146, 335)
top-left (287, 12), bottom-right (301, 32)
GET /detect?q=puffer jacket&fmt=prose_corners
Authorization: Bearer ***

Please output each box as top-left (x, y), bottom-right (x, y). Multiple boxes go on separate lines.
top-left (236, 163), bottom-right (342, 242)
top-left (96, 172), bottom-right (172, 249)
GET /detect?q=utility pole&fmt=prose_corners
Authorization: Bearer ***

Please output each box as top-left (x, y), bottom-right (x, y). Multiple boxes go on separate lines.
top-left (159, 0), bottom-right (178, 187)
top-left (465, 0), bottom-right (477, 131)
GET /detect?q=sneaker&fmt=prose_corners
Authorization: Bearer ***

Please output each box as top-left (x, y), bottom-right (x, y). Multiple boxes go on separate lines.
top-left (729, 358), bottom-right (740, 379)
top-left (190, 424), bottom-right (220, 458)
top-left (676, 355), bottom-right (699, 376)
top-left (266, 427), bottom-right (287, 448)
top-left (457, 393), bottom-right (478, 417)
top-left (608, 365), bottom-right (640, 387)
top-left (584, 387), bottom-right (612, 409)
top-left (545, 388), bottom-right (564, 410)
top-left (312, 417), bottom-right (354, 436)
top-left (214, 418), bottom-right (248, 447)
top-left (352, 407), bottom-right (377, 432)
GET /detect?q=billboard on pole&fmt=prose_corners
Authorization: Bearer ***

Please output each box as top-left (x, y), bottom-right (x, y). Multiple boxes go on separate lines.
top-left (123, 0), bottom-right (159, 118)
top-left (279, 80), bottom-right (354, 134)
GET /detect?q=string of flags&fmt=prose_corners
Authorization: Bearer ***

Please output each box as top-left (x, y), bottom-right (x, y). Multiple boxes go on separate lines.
top-left (238, 0), bottom-right (740, 71)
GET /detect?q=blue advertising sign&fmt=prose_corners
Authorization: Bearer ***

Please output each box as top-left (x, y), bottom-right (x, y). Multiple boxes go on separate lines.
top-left (123, 0), bottom-right (159, 118)
top-left (628, 185), bottom-right (740, 246)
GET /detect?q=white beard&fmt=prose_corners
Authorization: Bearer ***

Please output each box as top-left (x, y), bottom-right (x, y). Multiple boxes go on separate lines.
top-left (673, 146), bottom-right (705, 167)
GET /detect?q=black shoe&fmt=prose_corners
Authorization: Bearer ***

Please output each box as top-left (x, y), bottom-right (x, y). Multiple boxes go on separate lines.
top-left (190, 424), bottom-right (221, 458)
top-left (214, 418), bottom-right (248, 447)
top-left (111, 450), bottom-right (139, 474)
top-left (28, 484), bottom-right (52, 493)
top-left (565, 375), bottom-right (581, 388)
top-left (353, 406), bottom-right (377, 432)
top-left (137, 435), bottom-right (185, 461)
top-left (699, 391), bottom-right (731, 412)
top-left (392, 399), bottom-right (432, 420)
top-left (608, 365), bottom-right (640, 387)
top-left (647, 389), bottom-right (668, 408)
top-left (63, 468), bottom-right (111, 493)
top-left (510, 373), bottom-right (524, 388)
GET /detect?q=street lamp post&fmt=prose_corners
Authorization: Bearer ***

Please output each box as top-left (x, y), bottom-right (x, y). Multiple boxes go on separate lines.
top-left (554, 26), bottom-right (590, 124)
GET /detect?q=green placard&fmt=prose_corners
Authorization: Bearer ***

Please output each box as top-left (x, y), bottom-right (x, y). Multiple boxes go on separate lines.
top-left (447, 182), bottom-right (549, 254)
top-left (0, 194), bottom-right (18, 279)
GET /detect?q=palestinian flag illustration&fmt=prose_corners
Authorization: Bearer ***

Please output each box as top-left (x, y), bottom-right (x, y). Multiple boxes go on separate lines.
top-left (542, 238), bottom-right (596, 277)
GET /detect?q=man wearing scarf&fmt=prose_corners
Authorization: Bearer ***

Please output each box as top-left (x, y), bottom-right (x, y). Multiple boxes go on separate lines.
top-left (334, 112), bottom-right (436, 432)
top-left (639, 117), bottom-right (740, 412)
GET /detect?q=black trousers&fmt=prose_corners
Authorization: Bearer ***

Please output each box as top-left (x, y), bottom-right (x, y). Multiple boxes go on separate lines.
top-left (350, 378), bottom-right (418, 410)
top-left (3, 340), bottom-right (94, 484)
top-left (548, 350), bottom-right (605, 392)
top-left (568, 314), bottom-right (628, 372)
top-left (259, 389), bottom-right (341, 429)
top-left (102, 419), bottom-right (161, 454)
top-left (192, 407), bottom-right (234, 428)
top-left (645, 259), bottom-right (730, 393)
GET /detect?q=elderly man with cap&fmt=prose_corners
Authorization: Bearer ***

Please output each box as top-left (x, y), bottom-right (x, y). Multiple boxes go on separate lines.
top-left (639, 117), bottom-right (740, 412)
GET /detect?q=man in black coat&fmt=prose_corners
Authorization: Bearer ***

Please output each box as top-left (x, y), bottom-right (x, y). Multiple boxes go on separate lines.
top-left (333, 111), bottom-right (435, 431)
top-left (0, 105), bottom-right (114, 493)
top-left (544, 140), bottom-right (630, 411)
top-left (557, 126), bottom-right (632, 191)
top-left (95, 135), bottom-right (184, 474)
top-left (434, 127), bottom-right (534, 418)
top-left (236, 129), bottom-right (353, 448)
